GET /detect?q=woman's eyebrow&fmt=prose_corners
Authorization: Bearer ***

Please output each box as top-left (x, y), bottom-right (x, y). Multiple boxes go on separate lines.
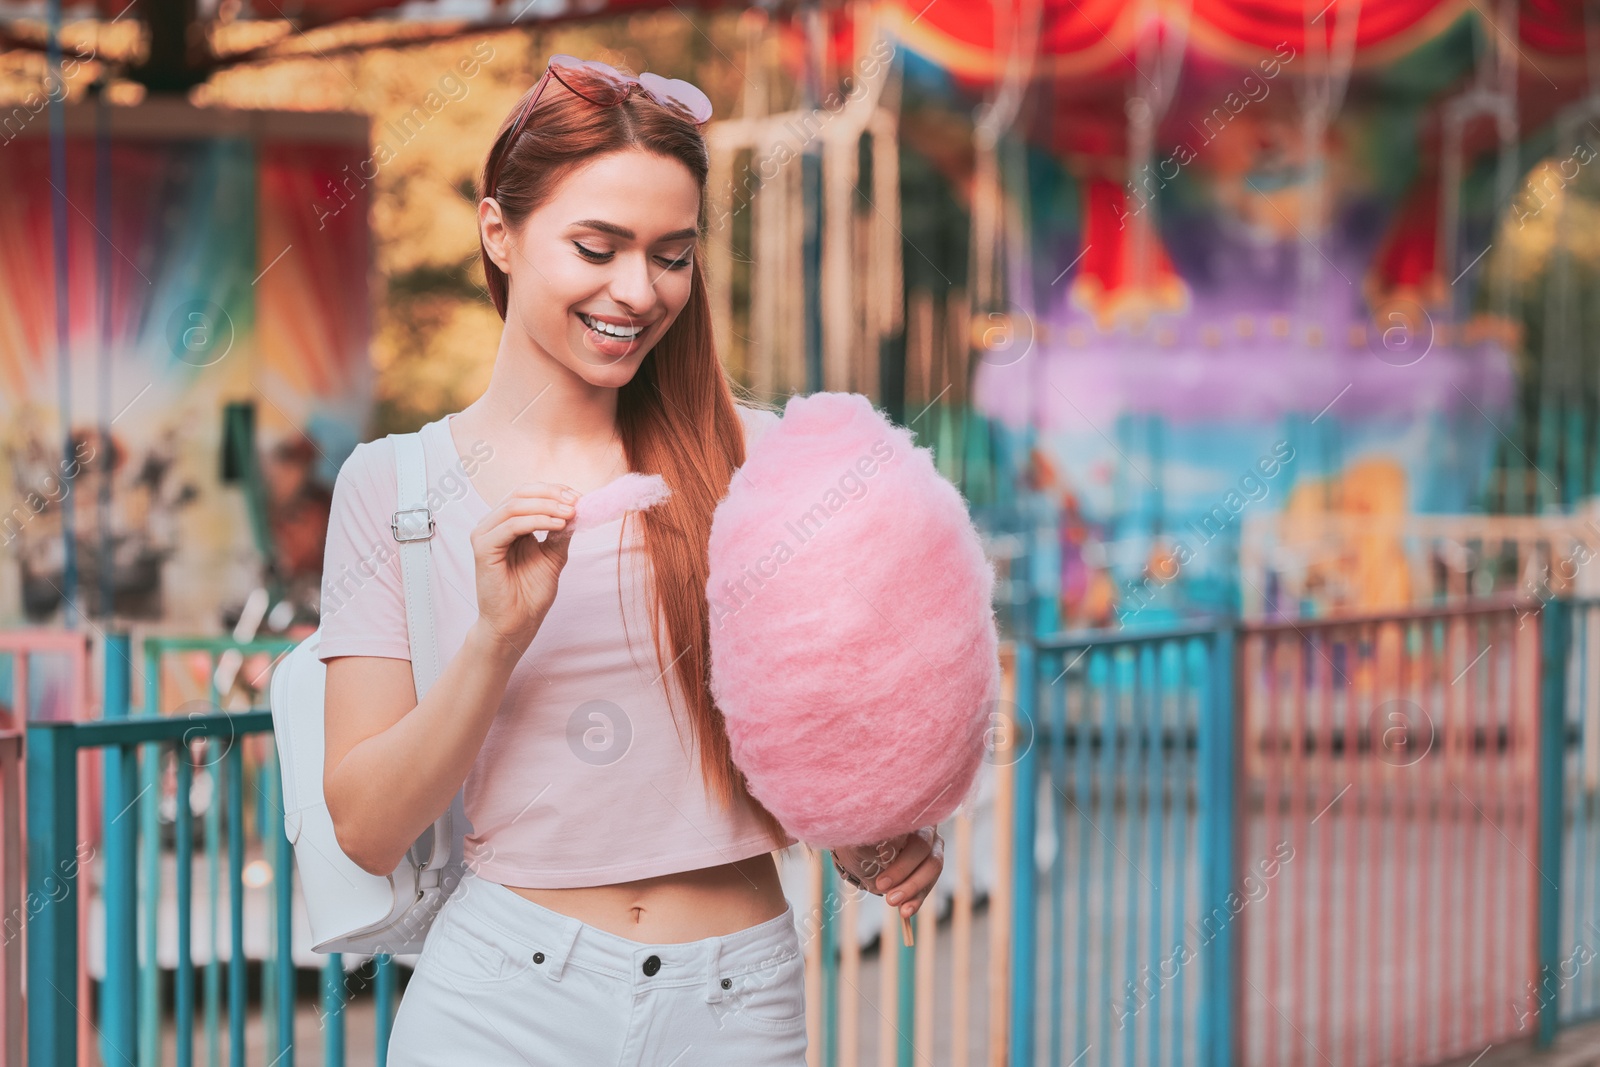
top-left (571, 219), bottom-right (697, 242)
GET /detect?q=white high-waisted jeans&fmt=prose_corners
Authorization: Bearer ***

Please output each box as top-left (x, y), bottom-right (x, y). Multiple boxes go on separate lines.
top-left (387, 867), bottom-right (809, 1066)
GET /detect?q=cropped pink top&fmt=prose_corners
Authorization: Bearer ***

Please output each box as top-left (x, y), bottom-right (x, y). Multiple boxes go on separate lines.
top-left (316, 405), bottom-right (797, 887)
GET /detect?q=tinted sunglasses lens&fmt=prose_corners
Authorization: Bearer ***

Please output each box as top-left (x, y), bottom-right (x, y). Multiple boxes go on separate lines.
top-left (638, 72), bottom-right (712, 123)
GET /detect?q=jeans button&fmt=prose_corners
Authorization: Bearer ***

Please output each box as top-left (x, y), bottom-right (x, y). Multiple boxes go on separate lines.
top-left (642, 954), bottom-right (661, 977)
top-left (533, 951), bottom-right (545, 964)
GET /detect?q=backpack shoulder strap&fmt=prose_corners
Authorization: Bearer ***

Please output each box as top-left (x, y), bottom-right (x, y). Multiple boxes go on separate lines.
top-left (390, 431), bottom-right (441, 697)
top-left (391, 429), bottom-right (461, 878)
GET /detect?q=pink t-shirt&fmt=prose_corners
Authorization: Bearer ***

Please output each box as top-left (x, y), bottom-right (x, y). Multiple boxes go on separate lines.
top-left (317, 406), bottom-right (797, 887)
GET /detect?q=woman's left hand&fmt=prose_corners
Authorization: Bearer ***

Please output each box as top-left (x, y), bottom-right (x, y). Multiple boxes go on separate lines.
top-left (834, 826), bottom-right (944, 921)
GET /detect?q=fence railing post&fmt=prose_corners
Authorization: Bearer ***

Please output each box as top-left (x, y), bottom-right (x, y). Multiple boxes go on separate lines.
top-left (270, 749), bottom-right (298, 1067)
top-left (25, 721), bottom-right (78, 1067)
top-left (1198, 624), bottom-right (1238, 1067)
top-left (1009, 635), bottom-right (1038, 1067)
top-left (1538, 597), bottom-right (1572, 1048)
top-left (1006, 493), bottom-right (1052, 1067)
top-left (101, 630), bottom-right (137, 1064)
top-left (818, 850), bottom-right (838, 1067)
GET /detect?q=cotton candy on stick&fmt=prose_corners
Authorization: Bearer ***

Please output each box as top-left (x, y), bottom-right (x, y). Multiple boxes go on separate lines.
top-left (707, 393), bottom-right (1000, 947)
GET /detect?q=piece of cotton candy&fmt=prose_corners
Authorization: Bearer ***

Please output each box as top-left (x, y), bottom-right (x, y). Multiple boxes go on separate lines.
top-left (706, 391), bottom-right (999, 849)
top-left (570, 472), bottom-right (672, 532)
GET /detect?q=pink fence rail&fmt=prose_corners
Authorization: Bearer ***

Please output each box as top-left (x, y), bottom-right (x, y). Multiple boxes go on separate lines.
top-left (1236, 601), bottom-right (1541, 1067)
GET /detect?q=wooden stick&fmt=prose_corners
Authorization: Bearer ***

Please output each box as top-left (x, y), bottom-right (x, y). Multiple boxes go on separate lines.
top-left (900, 913), bottom-right (914, 947)
top-left (914, 889), bottom-right (936, 1057)
top-left (878, 882), bottom-right (898, 1056)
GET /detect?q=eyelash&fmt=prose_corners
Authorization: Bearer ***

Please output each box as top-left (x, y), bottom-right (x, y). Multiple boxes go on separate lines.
top-left (574, 242), bottom-right (693, 271)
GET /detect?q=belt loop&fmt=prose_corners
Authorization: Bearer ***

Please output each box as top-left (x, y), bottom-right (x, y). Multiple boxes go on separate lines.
top-left (702, 934), bottom-right (729, 1006)
top-left (543, 913), bottom-right (583, 982)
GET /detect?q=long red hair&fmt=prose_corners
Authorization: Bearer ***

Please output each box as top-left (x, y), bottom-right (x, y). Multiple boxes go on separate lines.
top-left (477, 64), bottom-right (789, 848)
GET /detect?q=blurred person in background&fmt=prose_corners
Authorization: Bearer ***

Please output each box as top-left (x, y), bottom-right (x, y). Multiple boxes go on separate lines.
top-left (262, 431), bottom-right (333, 625)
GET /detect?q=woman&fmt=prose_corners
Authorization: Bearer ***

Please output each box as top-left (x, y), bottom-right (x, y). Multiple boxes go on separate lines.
top-left (317, 55), bottom-right (946, 1064)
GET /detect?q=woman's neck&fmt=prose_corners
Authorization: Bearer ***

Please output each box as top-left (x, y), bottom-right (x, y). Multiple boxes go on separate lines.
top-left (453, 326), bottom-right (637, 503)
top-left (474, 360), bottom-right (619, 454)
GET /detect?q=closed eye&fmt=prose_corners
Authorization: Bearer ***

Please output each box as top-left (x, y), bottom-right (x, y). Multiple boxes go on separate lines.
top-left (574, 242), bottom-right (692, 272)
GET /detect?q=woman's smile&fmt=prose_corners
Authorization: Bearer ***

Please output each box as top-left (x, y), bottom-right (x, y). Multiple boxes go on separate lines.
top-left (575, 310), bottom-right (652, 361)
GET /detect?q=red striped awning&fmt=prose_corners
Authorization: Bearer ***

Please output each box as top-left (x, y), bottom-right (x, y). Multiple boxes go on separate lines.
top-left (101, 0), bottom-right (1590, 70)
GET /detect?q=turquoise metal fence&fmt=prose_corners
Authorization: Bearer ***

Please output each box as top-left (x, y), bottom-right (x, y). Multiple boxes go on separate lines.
top-left (0, 723), bottom-right (20, 1067)
top-left (1012, 620), bottom-right (1237, 1067)
top-left (27, 706), bottom-right (277, 1066)
top-left (14, 596), bottom-right (1600, 1066)
top-left (27, 630), bottom-right (403, 1067)
top-left (1008, 598), bottom-right (1548, 1067)
top-left (128, 632), bottom-right (285, 1067)
top-left (1549, 597), bottom-right (1600, 1037)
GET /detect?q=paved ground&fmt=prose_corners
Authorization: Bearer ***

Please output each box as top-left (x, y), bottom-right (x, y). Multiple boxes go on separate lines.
top-left (1449, 1021), bottom-right (1600, 1067)
top-left (148, 965), bottom-right (1600, 1067)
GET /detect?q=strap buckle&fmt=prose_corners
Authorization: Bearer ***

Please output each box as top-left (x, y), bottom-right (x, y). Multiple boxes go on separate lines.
top-left (391, 507), bottom-right (434, 542)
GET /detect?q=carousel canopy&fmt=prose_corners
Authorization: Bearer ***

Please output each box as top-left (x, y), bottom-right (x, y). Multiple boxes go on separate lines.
top-left (11, 0), bottom-right (1590, 65)
top-left (893, 0), bottom-right (1586, 83)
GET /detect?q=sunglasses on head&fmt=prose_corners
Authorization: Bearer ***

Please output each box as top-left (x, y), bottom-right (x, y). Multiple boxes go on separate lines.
top-left (487, 54), bottom-right (714, 197)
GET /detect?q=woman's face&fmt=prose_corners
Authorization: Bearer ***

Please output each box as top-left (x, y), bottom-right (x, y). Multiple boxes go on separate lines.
top-left (481, 147), bottom-right (701, 386)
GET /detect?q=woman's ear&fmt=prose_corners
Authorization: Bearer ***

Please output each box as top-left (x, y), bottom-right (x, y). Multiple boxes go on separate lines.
top-left (479, 197), bottom-right (513, 274)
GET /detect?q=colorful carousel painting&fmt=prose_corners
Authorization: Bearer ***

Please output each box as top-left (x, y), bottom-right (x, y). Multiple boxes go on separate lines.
top-left (0, 102), bottom-right (372, 631)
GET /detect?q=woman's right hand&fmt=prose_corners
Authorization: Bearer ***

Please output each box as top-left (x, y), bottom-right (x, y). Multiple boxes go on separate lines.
top-left (471, 481), bottom-right (579, 653)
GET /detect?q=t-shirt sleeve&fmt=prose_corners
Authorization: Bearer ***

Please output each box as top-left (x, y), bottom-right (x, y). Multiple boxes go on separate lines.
top-left (316, 439), bottom-right (411, 662)
top-left (734, 403), bottom-right (781, 451)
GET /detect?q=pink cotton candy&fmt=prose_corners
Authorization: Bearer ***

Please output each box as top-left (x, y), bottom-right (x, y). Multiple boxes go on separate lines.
top-left (571, 472), bottom-right (672, 531)
top-left (706, 391), bottom-right (999, 849)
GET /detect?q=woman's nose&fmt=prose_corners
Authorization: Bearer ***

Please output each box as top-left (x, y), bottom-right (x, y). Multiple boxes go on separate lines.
top-left (608, 252), bottom-right (661, 316)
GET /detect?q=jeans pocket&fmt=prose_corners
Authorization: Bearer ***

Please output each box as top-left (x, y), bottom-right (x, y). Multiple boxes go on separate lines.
top-left (418, 906), bottom-right (532, 987)
top-left (715, 948), bottom-right (807, 1033)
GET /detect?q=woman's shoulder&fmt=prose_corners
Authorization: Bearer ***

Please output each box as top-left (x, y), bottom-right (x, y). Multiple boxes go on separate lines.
top-left (337, 418), bottom-right (449, 488)
top-left (334, 435), bottom-right (398, 493)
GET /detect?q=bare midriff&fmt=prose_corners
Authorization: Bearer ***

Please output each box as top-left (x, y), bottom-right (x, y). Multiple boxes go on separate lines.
top-left (498, 851), bottom-right (788, 944)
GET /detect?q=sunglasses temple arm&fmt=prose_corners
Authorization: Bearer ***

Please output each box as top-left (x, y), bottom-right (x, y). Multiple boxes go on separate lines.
top-left (491, 70), bottom-right (553, 193)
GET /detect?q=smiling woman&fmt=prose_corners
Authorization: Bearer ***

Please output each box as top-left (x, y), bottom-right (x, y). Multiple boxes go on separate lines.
top-left (317, 52), bottom-right (941, 1067)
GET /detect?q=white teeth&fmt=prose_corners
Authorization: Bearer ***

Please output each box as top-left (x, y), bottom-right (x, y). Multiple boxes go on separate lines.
top-left (580, 313), bottom-right (643, 340)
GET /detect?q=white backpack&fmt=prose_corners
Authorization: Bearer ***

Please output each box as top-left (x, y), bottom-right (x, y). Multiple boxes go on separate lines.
top-left (269, 430), bottom-right (471, 956)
